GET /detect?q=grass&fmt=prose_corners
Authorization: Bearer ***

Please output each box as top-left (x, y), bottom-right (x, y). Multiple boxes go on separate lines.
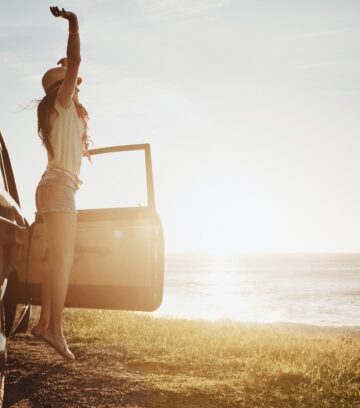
top-left (38, 309), bottom-right (360, 408)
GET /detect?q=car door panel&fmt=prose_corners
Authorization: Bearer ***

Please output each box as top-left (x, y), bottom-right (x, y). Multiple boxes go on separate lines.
top-left (25, 144), bottom-right (164, 311)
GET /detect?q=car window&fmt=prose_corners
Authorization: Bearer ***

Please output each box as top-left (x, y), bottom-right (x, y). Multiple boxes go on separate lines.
top-left (76, 149), bottom-right (148, 210)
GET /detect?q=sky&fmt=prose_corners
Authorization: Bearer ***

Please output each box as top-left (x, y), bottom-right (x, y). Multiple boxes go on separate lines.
top-left (1, 0), bottom-right (360, 254)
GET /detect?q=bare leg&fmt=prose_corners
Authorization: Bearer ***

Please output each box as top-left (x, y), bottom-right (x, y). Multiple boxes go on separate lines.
top-left (31, 266), bottom-right (51, 336)
top-left (39, 211), bottom-right (77, 360)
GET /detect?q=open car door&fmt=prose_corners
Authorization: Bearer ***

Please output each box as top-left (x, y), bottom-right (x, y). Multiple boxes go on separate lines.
top-left (25, 144), bottom-right (164, 311)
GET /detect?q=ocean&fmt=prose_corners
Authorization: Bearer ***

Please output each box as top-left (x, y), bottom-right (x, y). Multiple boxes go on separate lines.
top-left (154, 253), bottom-right (360, 327)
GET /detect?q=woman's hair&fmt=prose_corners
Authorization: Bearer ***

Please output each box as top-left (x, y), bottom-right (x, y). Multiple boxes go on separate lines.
top-left (74, 100), bottom-right (92, 161)
top-left (37, 91), bottom-right (58, 158)
top-left (37, 90), bottom-right (91, 160)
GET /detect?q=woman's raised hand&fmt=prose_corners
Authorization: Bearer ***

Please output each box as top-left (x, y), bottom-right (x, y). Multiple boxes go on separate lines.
top-left (50, 6), bottom-right (77, 22)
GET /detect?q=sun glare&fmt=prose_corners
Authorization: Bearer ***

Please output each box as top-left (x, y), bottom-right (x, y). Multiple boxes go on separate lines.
top-left (162, 177), bottom-right (286, 255)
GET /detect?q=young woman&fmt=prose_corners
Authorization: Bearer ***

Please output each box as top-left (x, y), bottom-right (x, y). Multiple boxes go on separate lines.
top-left (31, 6), bottom-right (90, 360)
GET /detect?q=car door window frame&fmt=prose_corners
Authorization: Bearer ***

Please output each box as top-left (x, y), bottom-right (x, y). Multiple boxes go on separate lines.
top-left (0, 143), bottom-right (8, 192)
top-left (0, 133), bottom-right (20, 206)
top-left (88, 144), bottom-right (156, 211)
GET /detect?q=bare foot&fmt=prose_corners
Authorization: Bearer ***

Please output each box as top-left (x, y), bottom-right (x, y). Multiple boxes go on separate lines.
top-left (39, 328), bottom-right (75, 361)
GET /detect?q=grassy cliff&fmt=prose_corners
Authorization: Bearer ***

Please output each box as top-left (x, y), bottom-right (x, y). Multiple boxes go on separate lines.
top-left (64, 310), bottom-right (360, 407)
top-left (6, 309), bottom-right (360, 407)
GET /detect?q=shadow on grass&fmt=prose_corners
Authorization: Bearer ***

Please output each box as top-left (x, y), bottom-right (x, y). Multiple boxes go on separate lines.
top-left (4, 336), bottom-right (229, 408)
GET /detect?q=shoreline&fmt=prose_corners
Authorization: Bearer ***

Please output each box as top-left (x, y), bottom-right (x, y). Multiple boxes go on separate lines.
top-left (147, 311), bottom-right (360, 336)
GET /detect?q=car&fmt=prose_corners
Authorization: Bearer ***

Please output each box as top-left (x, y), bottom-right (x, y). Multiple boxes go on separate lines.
top-left (0, 131), bottom-right (30, 405)
top-left (0, 132), bottom-right (164, 405)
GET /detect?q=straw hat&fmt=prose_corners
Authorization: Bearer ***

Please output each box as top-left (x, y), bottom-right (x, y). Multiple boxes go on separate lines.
top-left (41, 59), bottom-right (82, 94)
top-left (42, 67), bottom-right (66, 94)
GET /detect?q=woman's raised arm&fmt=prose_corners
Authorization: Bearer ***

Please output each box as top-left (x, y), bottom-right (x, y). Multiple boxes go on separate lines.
top-left (50, 6), bottom-right (81, 108)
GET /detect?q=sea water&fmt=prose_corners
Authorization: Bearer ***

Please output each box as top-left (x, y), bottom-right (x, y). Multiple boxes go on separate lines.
top-left (154, 253), bottom-right (360, 327)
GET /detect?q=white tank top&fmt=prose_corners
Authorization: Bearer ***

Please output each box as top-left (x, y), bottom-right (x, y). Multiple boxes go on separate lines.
top-left (46, 99), bottom-right (84, 181)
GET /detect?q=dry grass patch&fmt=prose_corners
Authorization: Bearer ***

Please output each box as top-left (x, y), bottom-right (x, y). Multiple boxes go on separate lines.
top-left (5, 308), bottom-right (360, 408)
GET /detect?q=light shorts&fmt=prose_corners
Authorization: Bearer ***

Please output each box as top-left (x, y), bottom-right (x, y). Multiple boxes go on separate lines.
top-left (35, 169), bottom-right (79, 217)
